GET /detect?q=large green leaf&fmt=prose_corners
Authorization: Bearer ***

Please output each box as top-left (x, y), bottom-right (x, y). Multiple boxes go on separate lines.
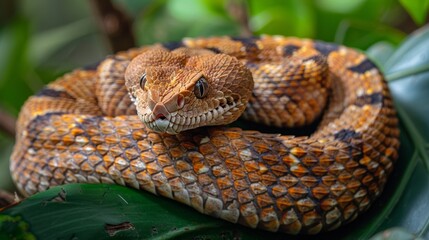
top-left (376, 25), bottom-right (429, 240)
top-left (2, 184), bottom-right (272, 240)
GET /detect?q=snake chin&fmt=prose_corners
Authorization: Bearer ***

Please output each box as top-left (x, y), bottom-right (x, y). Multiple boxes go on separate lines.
top-left (147, 118), bottom-right (178, 134)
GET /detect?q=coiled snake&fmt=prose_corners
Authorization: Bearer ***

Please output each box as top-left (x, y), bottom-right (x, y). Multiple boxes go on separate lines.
top-left (11, 36), bottom-right (400, 234)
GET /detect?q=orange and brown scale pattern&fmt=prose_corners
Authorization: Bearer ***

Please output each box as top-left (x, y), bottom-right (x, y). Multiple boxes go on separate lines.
top-left (11, 36), bottom-right (399, 234)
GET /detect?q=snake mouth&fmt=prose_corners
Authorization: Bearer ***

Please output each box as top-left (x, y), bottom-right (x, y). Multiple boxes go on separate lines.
top-left (142, 98), bottom-right (240, 134)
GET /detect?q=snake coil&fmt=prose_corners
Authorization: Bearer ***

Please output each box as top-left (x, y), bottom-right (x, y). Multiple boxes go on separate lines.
top-left (11, 36), bottom-right (399, 234)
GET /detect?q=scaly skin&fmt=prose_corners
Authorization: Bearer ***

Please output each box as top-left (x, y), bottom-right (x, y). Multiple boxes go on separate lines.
top-left (11, 36), bottom-right (399, 234)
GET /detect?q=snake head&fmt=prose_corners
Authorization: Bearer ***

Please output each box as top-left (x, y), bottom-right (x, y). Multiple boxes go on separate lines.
top-left (124, 47), bottom-right (253, 134)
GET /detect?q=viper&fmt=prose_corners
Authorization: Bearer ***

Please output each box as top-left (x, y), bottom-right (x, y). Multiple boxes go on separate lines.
top-left (11, 36), bottom-right (399, 234)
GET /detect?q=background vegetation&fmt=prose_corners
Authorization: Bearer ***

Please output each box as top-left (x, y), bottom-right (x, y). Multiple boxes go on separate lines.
top-left (1, 0), bottom-right (429, 239)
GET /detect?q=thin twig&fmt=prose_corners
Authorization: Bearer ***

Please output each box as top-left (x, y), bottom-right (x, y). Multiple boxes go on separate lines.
top-left (89, 0), bottom-right (136, 52)
top-left (0, 106), bottom-right (16, 138)
top-left (226, 0), bottom-right (253, 37)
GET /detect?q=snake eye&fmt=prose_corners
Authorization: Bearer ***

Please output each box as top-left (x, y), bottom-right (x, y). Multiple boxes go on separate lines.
top-left (194, 77), bottom-right (208, 99)
top-left (139, 73), bottom-right (147, 89)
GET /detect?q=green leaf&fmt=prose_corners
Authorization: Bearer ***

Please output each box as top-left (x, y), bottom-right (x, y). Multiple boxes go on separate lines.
top-left (333, 19), bottom-right (405, 49)
top-left (0, 184), bottom-right (280, 240)
top-left (399, 0), bottom-right (429, 25)
top-left (384, 25), bottom-right (429, 170)
top-left (366, 41), bottom-right (396, 71)
top-left (313, 0), bottom-right (400, 46)
top-left (316, 0), bottom-right (366, 13)
top-left (249, 0), bottom-right (315, 37)
top-left (376, 25), bottom-right (429, 239)
top-left (385, 26), bottom-right (429, 81)
top-left (369, 227), bottom-right (423, 240)
top-left (0, 18), bottom-right (35, 115)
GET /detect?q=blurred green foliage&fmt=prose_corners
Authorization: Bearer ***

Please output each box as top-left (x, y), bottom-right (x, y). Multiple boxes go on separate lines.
top-left (399, 0), bottom-right (429, 24)
top-left (0, 0), bottom-right (419, 119)
top-left (1, 0), bottom-right (429, 238)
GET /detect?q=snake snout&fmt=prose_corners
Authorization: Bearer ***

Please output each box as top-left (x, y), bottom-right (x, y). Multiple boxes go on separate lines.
top-left (147, 103), bottom-right (173, 133)
top-left (152, 103), bottom-right (170, 120)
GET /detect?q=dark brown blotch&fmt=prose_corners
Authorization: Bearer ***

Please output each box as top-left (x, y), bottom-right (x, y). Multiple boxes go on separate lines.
top-left (283, 44), bottom-right (300, 56)
top-left (314, 41), bottom-right (339, 56)
top-left (354, 92), bottom-right (383, 107)
top-left (231, 36), bottom-right (260, 53)
top-left (162, 41), bottom-right (185, 50)
top-left (334, 129), bottom-right (361, 142)
top-left (36, 88), bottom-right (75, 100)
top-left (348, 58), bottom-right (377, 73)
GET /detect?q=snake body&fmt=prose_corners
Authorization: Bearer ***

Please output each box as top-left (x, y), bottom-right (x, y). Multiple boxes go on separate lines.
top-left (11, 36), bottom-right (399, 234)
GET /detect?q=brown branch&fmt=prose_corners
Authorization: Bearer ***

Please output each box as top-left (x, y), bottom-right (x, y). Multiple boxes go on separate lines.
top-left (226, 0), bottom-right (253, 37)
top-left (89, 0), bottom-right (136, 52)
top-left (0, 0), bottom-right (17, 26)
top-left (0, 106), bottom-right (16, 139)
top-left (0, 190), bottom-right (15, 209)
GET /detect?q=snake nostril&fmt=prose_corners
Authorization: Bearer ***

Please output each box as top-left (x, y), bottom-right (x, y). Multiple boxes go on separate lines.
top-left (177, 94), bottom-right (184, 109)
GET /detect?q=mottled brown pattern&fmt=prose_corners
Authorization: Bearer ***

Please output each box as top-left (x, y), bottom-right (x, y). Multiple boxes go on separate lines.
top-left (11, 36), bottom-right (399, 234)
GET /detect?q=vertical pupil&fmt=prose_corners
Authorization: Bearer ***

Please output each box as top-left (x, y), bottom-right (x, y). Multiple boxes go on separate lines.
top-left (198, 81), bottom-right (204, 96)
top-left (140, 73), bottom-right (146, 89)
top-left (194, 77), bottom-right (208, 98)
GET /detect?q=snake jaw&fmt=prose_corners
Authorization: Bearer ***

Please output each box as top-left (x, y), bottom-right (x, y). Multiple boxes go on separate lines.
top-left (140, 93), bottom-right (248, 134)
top-left (140, 93), bottom-right (243, 134)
